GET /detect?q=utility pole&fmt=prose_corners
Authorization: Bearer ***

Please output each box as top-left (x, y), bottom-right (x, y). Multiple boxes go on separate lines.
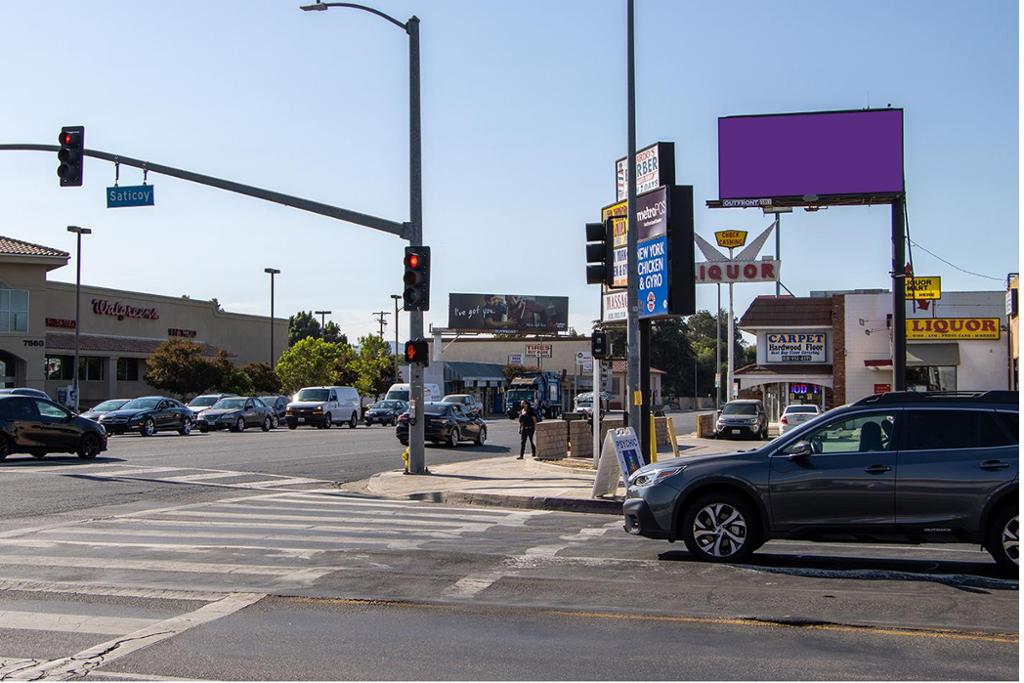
top-left (625, 0), bottom-right (641, 436)
top-left (373, 310), bottom-right (390, 338)
top-left (67, 226), bottom-right (91, 411)
top-left (314, 309), bottom-right (331, 331)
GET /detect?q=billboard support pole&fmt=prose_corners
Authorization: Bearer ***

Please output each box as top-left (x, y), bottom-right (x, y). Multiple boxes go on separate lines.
top-left (892, 195), bottom-right (907, 391)
top-left (625, 0), bottom-right (641, 434)
top-left (592, 359), bottom-right (602, 464)
top-left (640, 319), bottom-right (651, 463)
top-left (727, 247), bottom-right (735, 401)
top-left (716, 284), bottom-right (721, 411)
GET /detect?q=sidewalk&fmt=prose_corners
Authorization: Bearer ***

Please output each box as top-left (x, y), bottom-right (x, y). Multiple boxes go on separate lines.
top-left (345, 435), bottom-right (746, 516)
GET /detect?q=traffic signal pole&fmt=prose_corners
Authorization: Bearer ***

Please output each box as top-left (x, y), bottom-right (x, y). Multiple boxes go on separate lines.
top-left (406, 16), bottom-right (427, 475)
top-left (625, 0), bottom-right (642, 439)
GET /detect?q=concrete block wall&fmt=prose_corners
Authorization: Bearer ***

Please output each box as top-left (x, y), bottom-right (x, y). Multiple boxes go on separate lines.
top-left (600, 416), bottom-right (625, 446)
top-left (535, 420), bottom-right (568, 460)
top-left (568, 419), bottom-right (592, 457)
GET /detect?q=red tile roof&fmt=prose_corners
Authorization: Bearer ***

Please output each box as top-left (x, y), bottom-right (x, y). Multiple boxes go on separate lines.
top-left (0, 235), bottom-right (69, 259)
top-left (46, 333), bottom-right (229, 357)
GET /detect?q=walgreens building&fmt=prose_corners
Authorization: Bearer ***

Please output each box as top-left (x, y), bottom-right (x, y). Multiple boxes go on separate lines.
top-left (0, 235), bottom-right (287, 406)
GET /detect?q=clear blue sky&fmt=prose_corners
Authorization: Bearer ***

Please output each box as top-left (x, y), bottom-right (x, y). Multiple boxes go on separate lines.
top-left (0, 0), bottom-right (1017, 342)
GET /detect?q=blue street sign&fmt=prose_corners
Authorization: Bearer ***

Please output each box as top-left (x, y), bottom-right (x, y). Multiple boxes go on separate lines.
top-left (637, 234), bottom-right (669, 319)
top-left (107, 184), bottom-right (154, 208)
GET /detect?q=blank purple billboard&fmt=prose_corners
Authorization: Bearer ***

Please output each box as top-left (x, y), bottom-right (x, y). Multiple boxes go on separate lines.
top-left (718, 109), bottom-right (903, 200)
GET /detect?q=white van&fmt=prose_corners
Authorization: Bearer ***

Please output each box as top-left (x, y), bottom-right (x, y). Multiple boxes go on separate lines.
top-left (286, 386), bottom-right (362, 429)
top-left (385, 383), bottom-right (440, 403)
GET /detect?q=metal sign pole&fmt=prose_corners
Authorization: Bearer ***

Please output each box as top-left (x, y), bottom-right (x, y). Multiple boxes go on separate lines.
top-left (625, 0), bottom-right (641, 433)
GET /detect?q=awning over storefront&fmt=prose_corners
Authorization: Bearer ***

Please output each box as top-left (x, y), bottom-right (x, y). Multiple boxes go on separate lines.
top-left (45, 332), bottom-right (226, 357)
top-left (865, 343), bottom-right (960, 370)
top-left (443, 361), bottom-right (506, 388)
top-left (734, 363), bottom-right (833, 390)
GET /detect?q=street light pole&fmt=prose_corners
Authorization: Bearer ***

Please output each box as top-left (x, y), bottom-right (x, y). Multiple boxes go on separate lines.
top-left (265, 268), bottom-right (280, 367)
top-left (390, 294), bottom-right (401, 381)
top-left (301, 2), bottom-right (427, 474)
top-left (67, 226), bottom-right (91, 411)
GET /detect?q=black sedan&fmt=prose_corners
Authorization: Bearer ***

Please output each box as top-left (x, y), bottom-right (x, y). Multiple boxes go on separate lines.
top-left (396, 402), bottom-right (487, 447)
top-left (98, 396), bottom-right (193, 436)
top-left (258, 395), bottom-right (289, 427)
top-left (365, 400), bottom-right (408, 427)
top-left (80, 398), bottom-right (130, 422)
top-left (0, 394), bottom-right (108, 460)
top-left (197, 397), bottom-right (275, 433)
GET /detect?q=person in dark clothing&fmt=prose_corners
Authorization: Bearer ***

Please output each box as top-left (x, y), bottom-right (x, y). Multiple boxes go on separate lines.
top-left (517, 400), bottom-right (537, 459)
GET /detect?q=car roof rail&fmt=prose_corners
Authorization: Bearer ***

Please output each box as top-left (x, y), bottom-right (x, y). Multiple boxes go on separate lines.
top-left (853, 390), bottom-right (1019, 406)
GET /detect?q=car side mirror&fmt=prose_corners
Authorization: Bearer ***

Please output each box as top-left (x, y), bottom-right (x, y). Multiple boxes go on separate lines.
top-left (782, 441), bottom-right (813, 460)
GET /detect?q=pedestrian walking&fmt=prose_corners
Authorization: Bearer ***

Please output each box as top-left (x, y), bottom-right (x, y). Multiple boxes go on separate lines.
top-left (517, 400), bottom-right (537, 459)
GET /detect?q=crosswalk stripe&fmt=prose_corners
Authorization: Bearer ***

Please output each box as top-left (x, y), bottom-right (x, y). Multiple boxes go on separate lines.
top-left (157, 472), bottom-right (258, 483)
top-left (148, 509), bottom-right (494, 529)
top-left (207, 502), bottom-right (526, 524)
top-left (0, 553), bottom-right (341, 579)
top-left (262, 494), bottom-right (541, 516)
top-left (0, 536), bottom-right (421, 554)
top-left (0, 610), bottom-right (159, 636)
top-left (51, 523), bottom-right (463, 540)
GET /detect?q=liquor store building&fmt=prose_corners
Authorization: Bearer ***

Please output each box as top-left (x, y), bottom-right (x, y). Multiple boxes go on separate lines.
top-left (0, 235), bottom-right (287, 406)
top-left (735, 290), bottom-right (1009, 422)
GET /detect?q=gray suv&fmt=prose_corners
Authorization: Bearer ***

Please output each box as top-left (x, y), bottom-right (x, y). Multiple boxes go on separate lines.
top-left (623, 391), bottom-right (1018, 571)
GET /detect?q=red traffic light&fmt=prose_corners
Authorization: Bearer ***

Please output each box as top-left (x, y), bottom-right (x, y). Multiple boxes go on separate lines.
top-left (404, 252), bottom-right (421, 269)
top-left (405, 339), bottom-right (429, 366)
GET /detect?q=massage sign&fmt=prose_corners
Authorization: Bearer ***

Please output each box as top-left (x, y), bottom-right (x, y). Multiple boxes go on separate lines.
top-left (92, 299), bottom-right (160, 321)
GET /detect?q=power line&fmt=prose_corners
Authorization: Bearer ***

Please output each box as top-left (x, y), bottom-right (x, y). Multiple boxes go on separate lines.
top-left (907, 238), bottom-right (1004, 282)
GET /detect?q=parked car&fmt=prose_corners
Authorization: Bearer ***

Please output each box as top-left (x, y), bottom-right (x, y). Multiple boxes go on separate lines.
top-left (0, 394), bottom-right (107, 460)
top-left (714, 399), bottom-right (769, 440)
top-left (98, 396), bottom-right (194, 436)
top-left (396, 402), bottom-right (487, 447)
top-left (0, 388), bottom-right (51, 400)
top-left (364, 400), bottom-right (408, 427)
top-left (258, 395), bottom-right (289, 427)
top-left (441, 394), bottom-right (483, 417)
top-left (79, 398), bottom-right (131, 421)
top-left (622, 391), bottom-right (1019, 571)
top-left (574, 391), bottom-right (611, 417)
top-left (286, 386), bottom-right (362, 429)
top-left (385, 383), bottom-right (442, 403)
top-left (780, 404), bottom-right (820, 434)
top-left (197, 396), bottom-right (275, 433)
top-left (187, 393), bottom-right (238, 421)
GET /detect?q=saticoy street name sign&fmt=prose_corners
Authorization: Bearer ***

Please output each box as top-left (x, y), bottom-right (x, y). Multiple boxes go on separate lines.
top-left (107, 184), bottom-right (155, 208)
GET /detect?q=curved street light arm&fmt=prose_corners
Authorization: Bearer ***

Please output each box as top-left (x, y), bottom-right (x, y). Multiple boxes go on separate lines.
top-left (299, 2), bottom-right (410, 32)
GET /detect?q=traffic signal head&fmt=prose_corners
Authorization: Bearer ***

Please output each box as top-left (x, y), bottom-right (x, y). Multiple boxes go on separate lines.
top-left (591, 330), bottom-right (608, 359)
top-left (585, 219), bottom-right (612, 285)
top-left (57, 126), bottom-right (84, 187)
top-left (405, 339), bottom-right (429, 366)
top-left (403, 246), bottom-right (431, 311)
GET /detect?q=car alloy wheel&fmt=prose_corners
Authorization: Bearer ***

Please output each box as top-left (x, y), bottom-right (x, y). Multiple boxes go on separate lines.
top-left (235, 417), bottom-right (245, 432)
top-left (349, 413), bottom-right (357, 429)
top-left (681, 493), bottom-right (759, 563)
top-left (323, 413), bottom-right (332, 430)
top-left (141, 418), bottom-right (155, 437)
top-left (1003, 515), bottom-right (1019, 566)
top-left (475, 426), bottom-right (487, 446)
top-left (179, 419), bottom-right (192, 436)
top-left (262, 417), bottom-right (272, 432)
top-left (449, 428), bottom-right (460, 448)
top-left (78, 433), bottom-right (100, 459)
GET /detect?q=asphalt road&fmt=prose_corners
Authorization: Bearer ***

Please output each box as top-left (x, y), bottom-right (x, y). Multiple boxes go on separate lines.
top-left (0, 413), bottom-right (1017, 680)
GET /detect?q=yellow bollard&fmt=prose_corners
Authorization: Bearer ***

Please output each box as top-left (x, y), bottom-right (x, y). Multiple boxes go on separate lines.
top-left (649, 413), bottom-right (658, 464)
top-left (402, 447), bottom-right (410, 473)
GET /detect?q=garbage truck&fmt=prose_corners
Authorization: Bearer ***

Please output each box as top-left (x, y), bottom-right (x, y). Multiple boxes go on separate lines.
top-left (505, 371), bottom-right (563, 419)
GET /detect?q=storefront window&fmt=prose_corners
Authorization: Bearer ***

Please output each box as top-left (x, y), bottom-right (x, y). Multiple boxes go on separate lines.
top-left (906, 366), bottom-right (956, 392)
top-left (44, 355), bottom-right (104, 381)
top-left (0, 286), bottom-right (29, 333)
top-left (117, 358), bottom-right (140, 382)
top-left (78, 357), bottom-right (103, 382)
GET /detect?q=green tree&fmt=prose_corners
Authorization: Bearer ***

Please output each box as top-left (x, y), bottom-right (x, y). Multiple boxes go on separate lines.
top-left (322, 321), bottom-right (346, 345)
top-left (243, 362), bottom-right (283, 394)
top-left (333, 340), bottom-right (359, 387)
top-left (274, 337), bottom-right (342, 393)
top-left (143, 338), bottom-right (221, 399)
top-left (352, 335), bottom-right (397, 398)
top-left (287, 311), bottom-right (321, 347)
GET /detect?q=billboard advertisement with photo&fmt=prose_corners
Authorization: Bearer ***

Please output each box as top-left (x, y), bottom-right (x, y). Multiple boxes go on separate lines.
top-left (718, 108), bottom-right (904, 201)
top-left (448, 294), bottom-right (569, 333)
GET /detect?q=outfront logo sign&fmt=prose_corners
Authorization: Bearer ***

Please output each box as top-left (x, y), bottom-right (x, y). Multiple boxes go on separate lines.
top-left (906, 318), bottom-right (1000, 340)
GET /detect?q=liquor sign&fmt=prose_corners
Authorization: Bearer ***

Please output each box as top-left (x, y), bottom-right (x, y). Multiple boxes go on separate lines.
top-left (507, 353), bottom-right (525, 366)
top-left (107, 184), bottom-right (155, 208)
top-left (905, 276), bottom-right (941, 300)
top-left (906, 318), bottom-right (1001, 340)
top-left (616, 142), bottom-right (676, 202)
top-left (526, 343), bottom-right (553, 358)
top-left (696, 260), bottom-right (779, 284)
top-left (874, 383), bottom-right (892, 394)
top-left (714, 230), bottom-right (748, 249)
top-left (766, 332), bottom-right (828, 363)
